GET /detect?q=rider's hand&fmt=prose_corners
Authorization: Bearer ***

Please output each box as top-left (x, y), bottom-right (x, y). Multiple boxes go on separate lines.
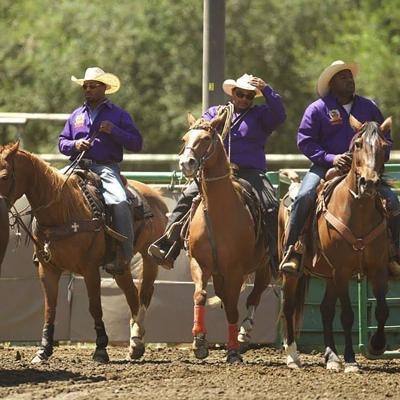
top-left (333, 153), bottom-right (352, 171)
top-left (74, 139), bottom-right (90, 152)
top-left (249, 77), bottom-right (267, 91)
top-left (99, 120), bottom-right (114, 134)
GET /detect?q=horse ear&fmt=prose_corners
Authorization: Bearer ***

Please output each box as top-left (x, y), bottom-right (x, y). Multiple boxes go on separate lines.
top-left (210, 112), bottom-right (227, 130)
top-left (349, 114), bottom-right (363, 132)
top-left (187, 112), bottom-right (197, 128)
top-left (3, 141), bottom-right (19, 160)
top-left (380, 116), bottom-right (392, 134)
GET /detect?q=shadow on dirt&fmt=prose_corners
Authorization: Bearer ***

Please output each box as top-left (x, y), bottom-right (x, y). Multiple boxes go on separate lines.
top-left (0, 368), bottom-right (105, 387)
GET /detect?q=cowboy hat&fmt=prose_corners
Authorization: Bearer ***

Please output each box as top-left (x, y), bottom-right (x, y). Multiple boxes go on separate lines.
top-left (222, 73), bottom-right (262, 97)
top-left (317, 60), bottom-right (358, 97)
top-left (71, 67), bottom-right (120, 94)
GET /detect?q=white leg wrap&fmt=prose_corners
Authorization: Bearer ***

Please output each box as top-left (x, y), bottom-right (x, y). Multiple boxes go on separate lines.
top-left (130, 305), bottom-right (147, 341)
top-left (238, 306), bottom-right (256, 342)
top-left (284, 341), bottom-right (301, 368)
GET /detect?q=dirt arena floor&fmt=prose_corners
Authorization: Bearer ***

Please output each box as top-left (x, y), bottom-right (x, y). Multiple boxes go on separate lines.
top-left (0, 344), bottom-right (400, 400)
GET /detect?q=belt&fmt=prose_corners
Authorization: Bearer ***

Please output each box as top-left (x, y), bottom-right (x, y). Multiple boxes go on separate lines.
top-left (78, 158), bottom-right (117, 166)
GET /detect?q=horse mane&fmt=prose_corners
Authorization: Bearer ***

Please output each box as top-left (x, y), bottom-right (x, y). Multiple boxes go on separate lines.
top-left (348, 121), bottom-right (388, 152)
top-left (19, 149), bottom-right (91, 220)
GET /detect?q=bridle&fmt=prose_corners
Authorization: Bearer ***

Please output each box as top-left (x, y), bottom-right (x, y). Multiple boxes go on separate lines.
top-left (182, 124), bottom-right (220, 175)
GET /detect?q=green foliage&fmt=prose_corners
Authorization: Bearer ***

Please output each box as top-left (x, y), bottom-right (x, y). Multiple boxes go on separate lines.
top-left (0, 0), bottom-right (399, 154)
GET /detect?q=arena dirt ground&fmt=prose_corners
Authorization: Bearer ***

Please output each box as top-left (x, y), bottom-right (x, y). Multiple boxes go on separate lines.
top-left (0, 344), bottom-right (400, 400)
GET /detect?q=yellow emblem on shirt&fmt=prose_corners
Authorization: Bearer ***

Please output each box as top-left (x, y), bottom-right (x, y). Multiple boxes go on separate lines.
top-left (74, 114), bottom-right (85, 128)
top-left (328, 109), bottom-right (343, 125)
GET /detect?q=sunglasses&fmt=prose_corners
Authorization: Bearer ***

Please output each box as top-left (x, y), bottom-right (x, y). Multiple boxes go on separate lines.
top-left (235, 91), bottom-right (255, 101)
top-left (82, 83), bottom-right (103, 90)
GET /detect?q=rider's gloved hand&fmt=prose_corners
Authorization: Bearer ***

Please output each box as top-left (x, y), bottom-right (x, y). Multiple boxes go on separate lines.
top-left (74, 139), bottom-right (90, 152)
top-left (333, 152), bottom-right (352, 172)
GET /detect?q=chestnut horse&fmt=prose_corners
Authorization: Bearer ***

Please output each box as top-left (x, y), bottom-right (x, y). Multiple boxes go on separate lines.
top-left (179, 114), bottom-right (271, 363)
top-left (0, 142), bottom-right (168, 363)
top-left (0, 196), bottom-right (9, 271)
top-left (279, 117), bottom-right (392, 372)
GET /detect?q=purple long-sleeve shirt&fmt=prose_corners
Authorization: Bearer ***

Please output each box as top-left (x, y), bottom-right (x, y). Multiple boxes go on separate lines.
top-left (59, 100), bottom-right (143, 162)
top-left (297, 93), bottom-right (392, 167)
top-left (202, 85), bottom-right (286, 171)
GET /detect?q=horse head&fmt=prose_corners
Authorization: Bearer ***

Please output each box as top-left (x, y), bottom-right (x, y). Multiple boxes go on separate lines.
top-left (179, 113), bottom-right (226, 178)
top-left (349, 115), bottom-right (391, 198)
top-left (0, 142), bottom-right (23, 207)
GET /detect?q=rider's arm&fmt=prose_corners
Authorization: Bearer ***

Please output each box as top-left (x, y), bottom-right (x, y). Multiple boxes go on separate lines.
top-left (297, 103), bottom-right (335, 167)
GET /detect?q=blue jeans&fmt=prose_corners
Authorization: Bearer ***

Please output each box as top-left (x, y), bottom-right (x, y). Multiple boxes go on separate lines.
top-left (62, 163), bottom-right (134, 260)
top-left (285, 164), bottom-right (400, 252)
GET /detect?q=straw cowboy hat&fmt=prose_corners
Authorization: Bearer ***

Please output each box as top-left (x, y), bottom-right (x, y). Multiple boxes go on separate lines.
top-left (71, 67), bottom-right (120, 94)
top-left (222, 73), bottom-right (263, 98)
top-left (317, 60), bottom-right (358, 97)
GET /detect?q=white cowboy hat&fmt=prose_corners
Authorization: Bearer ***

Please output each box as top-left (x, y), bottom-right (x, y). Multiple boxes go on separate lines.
top-left (71, 67), bottom-right (120, 94)
top-left (317, 60), bottom-right (358, 97)
top-left (222, 73), bottom-right (262, 97)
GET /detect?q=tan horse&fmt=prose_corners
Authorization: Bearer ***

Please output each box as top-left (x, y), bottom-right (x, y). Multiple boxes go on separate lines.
top-left (279, 117), bottom-right (392, 372)
top-left (179, 114), bottom-right (271, 363)
top-left (0, 142), bottom-right (168, 363)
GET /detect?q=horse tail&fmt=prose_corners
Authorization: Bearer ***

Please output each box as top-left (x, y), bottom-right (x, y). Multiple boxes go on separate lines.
top-left (293, 274), bottom-right (310, 336)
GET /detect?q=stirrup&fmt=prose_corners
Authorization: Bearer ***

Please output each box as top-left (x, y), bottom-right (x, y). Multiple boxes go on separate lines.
top-left (279, 245), bottom-right (301, 275)
top-left (148, 238), bottom-right (177, 270)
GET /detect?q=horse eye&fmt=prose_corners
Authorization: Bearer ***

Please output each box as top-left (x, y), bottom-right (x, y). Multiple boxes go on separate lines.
top-left (0, 175), bottom-right (8, 181)
top-left (354, 141), bottom-right (362, 149)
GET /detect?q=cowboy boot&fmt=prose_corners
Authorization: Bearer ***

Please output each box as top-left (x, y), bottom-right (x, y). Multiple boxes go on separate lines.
top-left (104, 245), bottom-right (129, 275)
top-left (104, 203), bottom-right (134, 275)
top-left (279, 245), bottom-right (301, 275)
top-left (148, 222), bottom-right (184, 270)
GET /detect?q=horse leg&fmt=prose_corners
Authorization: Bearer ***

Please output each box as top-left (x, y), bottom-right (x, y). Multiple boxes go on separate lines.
top-left (31, 263), bottom-right (61, 364)
top-left (238, 266), bottom-right (270, 354)
top-left (336, 278), bottom-right (358, 373)
top-left (116, 254), bottom-right (152, 360)
top-left (282, 274), bottom-right (302, 369)
top-left (320, 279), bottom-right (341, 371)
top-left (83, 267), bottom-right (110, 363)
top-left (223, 279), bottom-right (243, 363)
top-left (191, 257), bottom-right (211, 360)
top-left (368, 271), bottom-right (389, 356)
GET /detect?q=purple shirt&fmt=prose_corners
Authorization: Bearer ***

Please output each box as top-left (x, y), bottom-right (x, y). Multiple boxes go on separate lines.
top-left (202, 85), bottom-right (286, 171)
top-left (298, 93), bottom-right (392, 167)
top-left (59, 100), bottom-right (143, 162)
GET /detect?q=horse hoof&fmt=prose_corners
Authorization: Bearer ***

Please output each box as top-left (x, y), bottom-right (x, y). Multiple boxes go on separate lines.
top-left (326, 360), bottom-right (341, 371)
top-left (31, 354), bottom-right (47, 364)
top-left (92, 348), bottom-right (109, 363)
top-left (344, 363), bottom-right (359, 373)
top-left (192, 335), bottom-right (209, 360)
top-left (226, 350), bottom-right (243, 364)
top-left (325, 347), bottom-right (341, 371)
top-left (287, 361), bottom-right (302, 369)
top-left (368, 336), bottom-right (387, 356)
top-left (31, 349), bottom-right (49, 364)
top-left (127, 342), bottom-right (145, 360)
top-left (239, 341), bottom-right (250, 354)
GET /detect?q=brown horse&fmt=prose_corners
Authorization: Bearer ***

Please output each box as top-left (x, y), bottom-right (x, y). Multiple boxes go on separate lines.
top-left (0, 142), bottom-right (168, 363)
top-left (0, 196), bottom-right (9, 271)
top-left (179, 114), bottom-right (271, 363)
top-left (279, 116), bottom-right (392, 372)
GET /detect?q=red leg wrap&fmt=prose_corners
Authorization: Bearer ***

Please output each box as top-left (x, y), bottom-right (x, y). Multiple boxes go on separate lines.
top-left (192, 305), bottom-right (206, 336)
top-left (228, 323), bottom-right (239, 351)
